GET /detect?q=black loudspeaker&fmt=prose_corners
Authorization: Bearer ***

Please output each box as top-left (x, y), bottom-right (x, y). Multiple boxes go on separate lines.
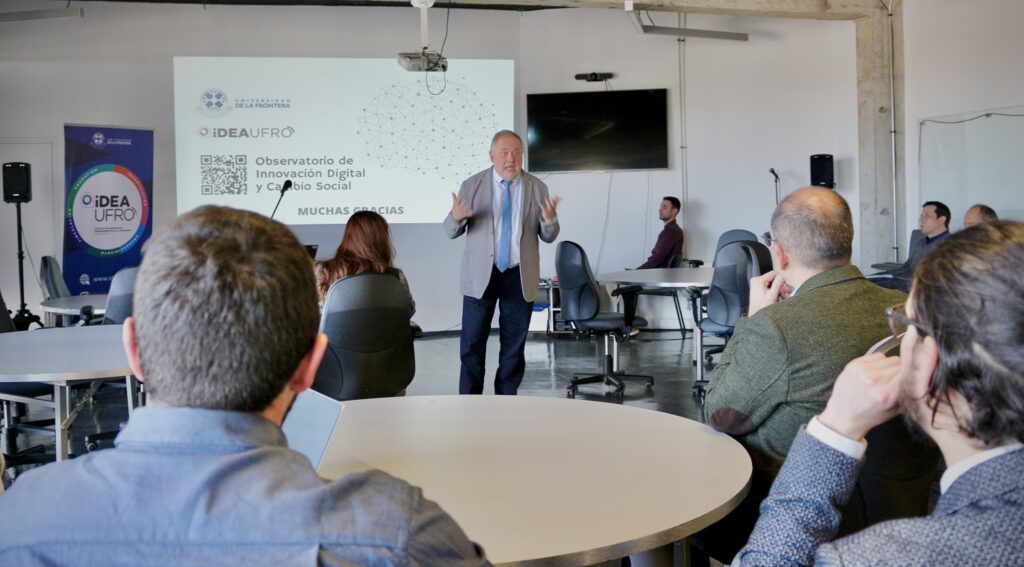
top-left (3, 162), bottom-right (32, 204)
top-left (810, 154), bottom-right (835, 189)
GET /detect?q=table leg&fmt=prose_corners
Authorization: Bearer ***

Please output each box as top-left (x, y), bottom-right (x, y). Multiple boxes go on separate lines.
top-left (53, 384), bottom-right (69, 462)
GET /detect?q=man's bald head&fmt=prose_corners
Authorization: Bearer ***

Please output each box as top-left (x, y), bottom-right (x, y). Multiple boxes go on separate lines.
top-left (964, 204), bottom-right (998, 228)
top-left (770, 187), bottom-right (854, 271)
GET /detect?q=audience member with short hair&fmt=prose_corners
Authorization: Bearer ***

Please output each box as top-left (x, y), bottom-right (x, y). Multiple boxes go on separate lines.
top-left (316, 210), bottom-right (415, 315)
top-left (963, 203), bottom-right (998, 228)
top-left (637, 196), bottom-right (684, 269)
top-left (871, 200), bottom-right (951, 292)
top-left (0, 206), bottom-right (487, 566)
top-left (733, 221), bottom-right (1024, 566)
top-left (693, 187), bottom-right (906, 564)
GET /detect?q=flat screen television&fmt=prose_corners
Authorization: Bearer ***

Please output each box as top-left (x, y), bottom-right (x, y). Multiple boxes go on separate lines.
top-left (526, 89), bottom-right (668, 173)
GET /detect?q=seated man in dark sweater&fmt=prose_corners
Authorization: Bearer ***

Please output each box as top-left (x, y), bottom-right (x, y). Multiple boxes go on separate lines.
top-left (622, 197), bottom-right (685, 333)
top-left (638, 196), bottom-right (684, 269)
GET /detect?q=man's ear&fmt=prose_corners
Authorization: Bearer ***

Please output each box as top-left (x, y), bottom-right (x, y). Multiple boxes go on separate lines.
top-left (288, 333), bottom-right (328, 393)
top-left (909, 334), bottom-right (941, 398)
top-left (121, 317), bottom-right (145, 383)
top-left (771, 242), bottom-right (789, 272)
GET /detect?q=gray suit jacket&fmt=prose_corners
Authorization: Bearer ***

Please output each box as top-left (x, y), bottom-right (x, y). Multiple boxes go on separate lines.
top-left (872, 229), bottom-right (944, 279)
top-left (443, 168), bottom-right (559, 302)
top-left (733, 430), bottom-right (1024, 566)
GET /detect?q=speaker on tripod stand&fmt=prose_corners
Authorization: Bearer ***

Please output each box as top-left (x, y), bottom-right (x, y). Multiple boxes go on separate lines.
top-left (3, 162), bottom-right (42, 330)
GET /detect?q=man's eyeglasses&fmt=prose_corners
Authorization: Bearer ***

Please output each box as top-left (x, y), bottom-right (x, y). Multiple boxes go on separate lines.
top-left (885, 305), bottom-right (931, 342)
top-left (762, 231), bottom-right (776, 246)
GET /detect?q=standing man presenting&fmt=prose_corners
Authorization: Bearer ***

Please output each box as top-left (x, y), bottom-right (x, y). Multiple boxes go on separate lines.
top-left (637, 196), bottom-right (683, 269)
top-left (444, 130), bottom-right (560, 395)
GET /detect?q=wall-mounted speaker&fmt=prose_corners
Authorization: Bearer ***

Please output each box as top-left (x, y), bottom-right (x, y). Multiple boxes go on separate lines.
top-left (3, 162), bottom-right (32, 204)
top-left (810, 154), bottom-right (835, 189)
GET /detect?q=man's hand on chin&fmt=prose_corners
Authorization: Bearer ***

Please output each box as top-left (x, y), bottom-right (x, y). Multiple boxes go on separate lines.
top-left (747, 270), bottom-right (787, 317)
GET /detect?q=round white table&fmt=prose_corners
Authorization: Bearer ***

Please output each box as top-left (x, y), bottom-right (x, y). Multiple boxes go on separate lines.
top-left (0, 324), bottom-right (135, 460)
top-left (39, 294), bottom-right (107, 326)
top-left (318, 395), bottom-right (751, 566)
top-left (597, 267), bottom-right (713, 289)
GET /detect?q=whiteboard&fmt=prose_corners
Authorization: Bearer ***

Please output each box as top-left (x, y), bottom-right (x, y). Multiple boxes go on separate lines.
top-left (918, 104), bottom-right (1024, 230)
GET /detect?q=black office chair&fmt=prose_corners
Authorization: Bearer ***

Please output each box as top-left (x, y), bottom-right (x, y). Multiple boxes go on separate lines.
top-left (102, 266), bottom-right (138, 325)
top-left (555, 241), bottom-right (653, 398)
top-left (688, 239), bottom-right (765, 397)
top-left (312, 272), bottom-right (415, 401)
top-left (0, 291), bottom-right (57, 469)
top-left (837, 334), bottom-right (942, 536)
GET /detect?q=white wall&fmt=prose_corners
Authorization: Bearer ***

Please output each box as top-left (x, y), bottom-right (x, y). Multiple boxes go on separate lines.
top-left (904, 0), bottom-right (1024, 233)
top-left (1, 1), bottom-right (858, 330)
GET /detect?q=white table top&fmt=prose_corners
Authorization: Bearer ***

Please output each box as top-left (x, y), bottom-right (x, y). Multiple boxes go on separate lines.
top-left (0, 324), bottom-right (130, 382)
top-left (318, 395), bottom-right (751, 566)
top-left (39, 294), bottom-right (108, 315)
top-left (597, 267), bottom-right (713, 288)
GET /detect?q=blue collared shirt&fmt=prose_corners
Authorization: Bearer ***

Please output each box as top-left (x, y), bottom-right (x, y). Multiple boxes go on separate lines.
top-left (0, 406), bottom-right (489, 567)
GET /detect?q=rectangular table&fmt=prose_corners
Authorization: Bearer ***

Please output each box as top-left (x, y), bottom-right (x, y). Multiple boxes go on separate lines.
top-left (0, 324), bottom-right (137, 460)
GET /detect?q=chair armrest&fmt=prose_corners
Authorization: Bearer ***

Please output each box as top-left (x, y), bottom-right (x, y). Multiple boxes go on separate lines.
top-left (610, 285), bottom-right (643, 297)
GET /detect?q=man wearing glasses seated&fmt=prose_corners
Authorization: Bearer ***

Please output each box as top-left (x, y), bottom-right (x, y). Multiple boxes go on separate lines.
top-left (732, 221), bottom-right (1024, 566)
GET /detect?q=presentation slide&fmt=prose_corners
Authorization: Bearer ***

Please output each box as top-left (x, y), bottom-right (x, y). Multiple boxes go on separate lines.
top-left (174, 57), bottom-right (514, 224)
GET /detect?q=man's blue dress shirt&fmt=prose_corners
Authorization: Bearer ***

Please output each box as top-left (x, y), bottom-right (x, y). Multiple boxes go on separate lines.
top-left (0, 406), bottom-right (489, 566)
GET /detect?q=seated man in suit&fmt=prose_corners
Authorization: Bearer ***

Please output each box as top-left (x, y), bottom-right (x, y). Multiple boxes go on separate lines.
top-left (963, 203), bottom-right (998, 228)
top-left (871, 200), bottom-right (951, 291)
top-left (733, 221), bottom-right (1024, 566)
top-left (692, 187), bottom-right (906, 564)
top-left (0, 206), bottom-right (489, 566)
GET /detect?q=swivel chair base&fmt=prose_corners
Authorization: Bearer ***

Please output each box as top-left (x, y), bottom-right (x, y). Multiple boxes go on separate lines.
top-left (567, 333), bottom-right (654, 398)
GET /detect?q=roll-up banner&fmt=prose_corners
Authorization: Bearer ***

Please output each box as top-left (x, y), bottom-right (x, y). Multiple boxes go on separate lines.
top-left (63, 125), bottom-right (153, 295)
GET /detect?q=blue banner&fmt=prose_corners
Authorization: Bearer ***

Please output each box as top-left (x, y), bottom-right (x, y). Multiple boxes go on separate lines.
top-left (63, 125), bottom-right (153, 295)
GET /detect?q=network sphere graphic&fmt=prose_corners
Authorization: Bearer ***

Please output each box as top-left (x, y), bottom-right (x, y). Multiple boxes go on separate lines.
top-left (357, 81), bottom-right (499, 183)
top-left (201, 89), bottom-right (227, 112)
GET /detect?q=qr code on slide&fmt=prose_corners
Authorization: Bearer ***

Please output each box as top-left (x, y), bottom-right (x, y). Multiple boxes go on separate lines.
top-left (200, 155), bottom-right (247, 195)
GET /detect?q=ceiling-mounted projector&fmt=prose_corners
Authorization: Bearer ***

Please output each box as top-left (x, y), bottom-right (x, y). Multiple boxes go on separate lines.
top-left (398, 51), bottom-right (448, 72)
top-left (399, 0), bottom-right (448, 72)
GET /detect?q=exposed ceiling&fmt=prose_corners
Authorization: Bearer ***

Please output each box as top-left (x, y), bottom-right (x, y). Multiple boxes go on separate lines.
top-left (67, 0), bottom-right (876, 20)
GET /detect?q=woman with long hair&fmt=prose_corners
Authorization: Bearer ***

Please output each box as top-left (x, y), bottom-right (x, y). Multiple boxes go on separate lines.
top-left (315, 211), bottom-right (415, 315)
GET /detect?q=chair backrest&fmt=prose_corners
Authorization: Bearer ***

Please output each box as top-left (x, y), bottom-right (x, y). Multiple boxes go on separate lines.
top-left (313, 272), bottom-right (415, 401)
top-left (739, 240), bottom-right (773, 278)
top-left (714, 229), bottom-right (758, 255)
top-left (704, 240), bottom-right (752, 328)
top-left (103, 266), bottom-right (139, 325)
top-left (837, 332), bottom-right (942, 536)
top-left (667, 254), bottom-right (684, 268)
top-left (40, 256), bottom-right (70, 300)
top-left (554, 241), bottom-right (601, 323)
top-left (0, 290), bottom-right (16, 333)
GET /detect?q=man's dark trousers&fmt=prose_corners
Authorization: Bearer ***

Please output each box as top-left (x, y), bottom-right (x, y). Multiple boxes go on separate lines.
top-left (459, 265), bottom-right (533, 395)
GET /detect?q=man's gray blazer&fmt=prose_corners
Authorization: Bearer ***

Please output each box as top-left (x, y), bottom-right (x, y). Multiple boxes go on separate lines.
top-left (872, 229), bottom-right (935, 279)
top-left (732, 430), bottom-right (1024, 566)
top-left (443, 168), bottom-right (559, 302)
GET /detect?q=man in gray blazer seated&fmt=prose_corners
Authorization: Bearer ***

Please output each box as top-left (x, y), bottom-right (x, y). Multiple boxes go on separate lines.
top-left (444, 130), bottom-right (560, 395)
top-left (732, 220), bottom-right (1024, 566)
top-left (871, 200), bottom-right (950, 292)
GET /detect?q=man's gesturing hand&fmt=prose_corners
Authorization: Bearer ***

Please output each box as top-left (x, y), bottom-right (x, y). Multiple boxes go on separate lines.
top-left (451, 193), bottom-right (473, 222)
